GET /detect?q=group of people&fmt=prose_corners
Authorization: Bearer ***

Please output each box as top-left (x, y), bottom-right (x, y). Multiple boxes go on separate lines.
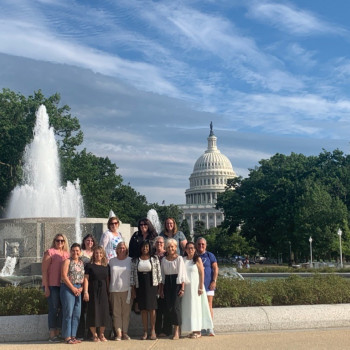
top-left (42, 216), bottom-right (218, 344)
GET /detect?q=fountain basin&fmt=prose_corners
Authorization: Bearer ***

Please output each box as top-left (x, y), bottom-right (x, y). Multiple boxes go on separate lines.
top-left (0, 217), bottom-right (135, 277)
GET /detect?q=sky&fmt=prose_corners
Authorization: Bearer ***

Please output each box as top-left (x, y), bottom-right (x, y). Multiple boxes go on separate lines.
top-left (1, 0), bottom-right (350, 205)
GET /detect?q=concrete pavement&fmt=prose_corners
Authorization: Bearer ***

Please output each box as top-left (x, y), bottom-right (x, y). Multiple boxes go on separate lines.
top-left (1, 328), bottom-right (350, 350)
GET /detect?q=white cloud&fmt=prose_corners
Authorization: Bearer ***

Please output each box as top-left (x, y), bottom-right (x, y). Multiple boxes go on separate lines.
top-left (247, 1), bottom-right (346, 36)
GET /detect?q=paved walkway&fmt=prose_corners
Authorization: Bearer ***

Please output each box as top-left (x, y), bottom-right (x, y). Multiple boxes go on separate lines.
top-left (1, 328), bottom-right (350, 350)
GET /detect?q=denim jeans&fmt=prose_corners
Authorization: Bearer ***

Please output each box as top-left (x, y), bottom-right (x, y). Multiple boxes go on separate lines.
top-left (60, 283), bottom-right (82, 339)
top-left (47, 286), bottom-right (62, 330)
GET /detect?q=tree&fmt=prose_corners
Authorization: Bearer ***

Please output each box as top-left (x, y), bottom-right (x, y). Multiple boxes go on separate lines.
top-left (149, 204), bottom-right (183, 227)
top-left (62, 149), bottom-right (123, 218)
top-left (179, 219), bottom-right (191, 241)
top-left (0, 89), bottom-right (82, 215)
top-left (205, 227), bottom-right (253, 257)
top-left (112, 184), bottom-right (150, 227)
top-left (193, 220), bottom-right (206, 239)
top-left (217, 151), bottom-right (350, 262)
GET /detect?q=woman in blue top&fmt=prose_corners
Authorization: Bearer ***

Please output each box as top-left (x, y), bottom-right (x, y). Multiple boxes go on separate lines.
top-left (160, 217), bottom-right (187, 256)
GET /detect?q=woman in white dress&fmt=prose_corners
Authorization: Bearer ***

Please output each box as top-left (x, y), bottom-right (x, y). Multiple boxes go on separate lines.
top-left (181, 242), bottom-right (213, 339)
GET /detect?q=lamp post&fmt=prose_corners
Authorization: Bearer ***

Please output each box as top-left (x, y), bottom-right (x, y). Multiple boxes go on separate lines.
top-left (288, 241), bottom-right (292, 265)
top-left (309, 237), bottom-right (313, 268)
top-left (337, 228), bottom-right (343, 268)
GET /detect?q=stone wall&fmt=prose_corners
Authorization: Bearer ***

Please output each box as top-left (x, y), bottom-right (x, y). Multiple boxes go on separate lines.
top-left (0, 218), bottom-right (136, 275)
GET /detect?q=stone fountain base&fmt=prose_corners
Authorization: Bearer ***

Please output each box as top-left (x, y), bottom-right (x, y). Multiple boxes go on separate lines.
top-left (0, 217), bottom-right (135, 277)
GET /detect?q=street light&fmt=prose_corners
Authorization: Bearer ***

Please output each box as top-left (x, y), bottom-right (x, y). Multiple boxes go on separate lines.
top-left (337, 228), bottom-right (343, 268)
top-left (309, 237), bottom-right (313, 268)
top-left (288, 241), bottom-right (292, 261)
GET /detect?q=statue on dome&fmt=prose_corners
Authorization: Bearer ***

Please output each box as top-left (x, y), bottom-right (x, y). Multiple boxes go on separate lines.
top-left (210, 121), bottom-right (214, 136)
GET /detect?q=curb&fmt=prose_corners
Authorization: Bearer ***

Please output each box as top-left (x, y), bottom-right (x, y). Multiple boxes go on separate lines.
top-left (2, 304), bottom-right (350, 342)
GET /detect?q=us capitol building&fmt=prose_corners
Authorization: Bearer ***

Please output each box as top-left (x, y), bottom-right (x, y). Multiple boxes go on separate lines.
top-left (178, 123), bottom-right (236, 234)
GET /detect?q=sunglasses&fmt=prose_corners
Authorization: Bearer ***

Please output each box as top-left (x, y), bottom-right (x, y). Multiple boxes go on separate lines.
top-left (55, 239), bottom-right (65, 243)
top-left (110, 222), bottom-right (119, 225)
top-left (140, 223), bottom-right (148, 226)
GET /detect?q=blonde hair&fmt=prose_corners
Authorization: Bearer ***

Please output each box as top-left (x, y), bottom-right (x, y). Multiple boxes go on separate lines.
top-left (165, 238), bottom-right (177, 249)
top-left (50, 234), bottom-right (69, 252)
top-left (91, 246), bottom-right (108, 266)
top-left (116, 241), bottom-right (129, 256)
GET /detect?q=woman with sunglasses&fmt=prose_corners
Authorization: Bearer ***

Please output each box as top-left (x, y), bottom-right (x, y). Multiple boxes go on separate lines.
top-left (100, 216), bottom-right (123, 261)
top-left (181, 242), bottom-right (213, 339)
top-left (42, 234), bottom-right (69, 342)
top-left (129, 218), bottom-right (157, 259)
top-left (60, 243), bottom-right (85, 344)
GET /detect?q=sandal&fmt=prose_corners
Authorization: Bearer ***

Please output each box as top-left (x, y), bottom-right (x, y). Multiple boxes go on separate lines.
top-left (92, 335), bottom-right (100, 342)
top-left (140, 332), bottom-right (148, 340)
top-left (150, 334), bottom-right (157, 340)
top-left (71, 337), bottom-right (82, 343)
top-left (99, 334), bottom-right (108, 342)
top-left (65, 338), bottom-right (77, 344)
top-left (115, 329), bottom-right (122, 341)
top-left (122, 333), bottom-right (130, 340)
top-left (190, 332), bottom-right (201, 339)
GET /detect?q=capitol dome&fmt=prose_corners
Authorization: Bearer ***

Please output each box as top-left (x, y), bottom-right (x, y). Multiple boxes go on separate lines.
top-left (185, 124), bottom-right (236, 205)
top-left (179, 124), bottom-right (236, 234)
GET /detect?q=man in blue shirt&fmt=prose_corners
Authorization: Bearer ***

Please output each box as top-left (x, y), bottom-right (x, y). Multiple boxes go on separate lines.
top-left (196, 237), bottom-right (218, 336)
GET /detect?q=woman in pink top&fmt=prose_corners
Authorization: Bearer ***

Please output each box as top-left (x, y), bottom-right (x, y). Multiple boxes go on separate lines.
top-left (42, 233), bottom-right (69, 342)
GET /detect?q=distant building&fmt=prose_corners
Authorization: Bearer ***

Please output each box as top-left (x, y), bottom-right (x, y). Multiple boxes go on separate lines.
top-left (179, 123), bottom-right (236, 234)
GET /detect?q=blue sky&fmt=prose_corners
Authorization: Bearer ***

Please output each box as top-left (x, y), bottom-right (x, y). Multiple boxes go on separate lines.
top-left (1, 0), bottom-right (350, 205)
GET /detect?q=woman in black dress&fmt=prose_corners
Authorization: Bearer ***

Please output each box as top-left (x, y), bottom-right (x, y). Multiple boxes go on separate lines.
top-left (130, 241), bottom-right (162, 340)
top-left (83, 246), bottom-right (109, 342)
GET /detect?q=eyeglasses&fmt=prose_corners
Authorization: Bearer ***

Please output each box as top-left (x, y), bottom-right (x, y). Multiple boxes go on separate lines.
top-left (140, 223), bottom-right (148, 226)
top-left (197, 243), bottom-right (205, 246)
top-left (55, 239), bottom-right (65, 243)
top-left (156, 241), bottom-right (164, 244)
top-left (110, 222), bottom-right (119, 225)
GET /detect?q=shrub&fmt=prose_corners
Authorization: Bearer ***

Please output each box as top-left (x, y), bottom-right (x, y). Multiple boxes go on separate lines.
top-left (214, 275), bottom-right (350, 307)
top-left (0, 286), bottom-right (48, 316)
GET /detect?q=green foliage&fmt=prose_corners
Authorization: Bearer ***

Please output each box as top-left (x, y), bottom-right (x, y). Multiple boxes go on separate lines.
top-left (214, 275), bottom-right (350, 307)
top-left (0, 89), bottom-right (82, 215)
top-left (193, 220), bottom-right (205, 239)
top-left (217, 150), bottom-right (350, 262)
top-left (0, 88), bottom-right (152, 223)
top-left (149, 204), bottom-right (183, 227)
top-left (205, 226), bottom-right (253, 257)
top-left (0, 286), bottom-right (48, 316)
top-left (112, 184), bottom-right (150, 227)
top-left (180, 219), bottom-right (191, 240)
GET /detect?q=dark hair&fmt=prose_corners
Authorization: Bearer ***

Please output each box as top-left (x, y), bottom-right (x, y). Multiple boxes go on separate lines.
top-left (70, 243), bottom-right (81, 250)
top-left (138, 218), bottom-right (157, 239)
top-left (139, 240), bottom-right (155, 258)
top-left (81, 234), bottom-right (97, 250)
top-left (184, 242), bottom-right (199, 263)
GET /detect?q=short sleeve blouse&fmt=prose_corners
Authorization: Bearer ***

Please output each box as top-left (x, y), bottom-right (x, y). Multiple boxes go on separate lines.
top-left (161, 256), bottom-right (187, 284)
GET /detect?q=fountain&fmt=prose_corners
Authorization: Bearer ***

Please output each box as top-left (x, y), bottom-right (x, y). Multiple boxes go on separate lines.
top-left (147, 209), bottom-right (161, 234)
top-left (0, 106), bottom-right (135, 282)
top-left (6, 105), bottom-right (83, 231)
